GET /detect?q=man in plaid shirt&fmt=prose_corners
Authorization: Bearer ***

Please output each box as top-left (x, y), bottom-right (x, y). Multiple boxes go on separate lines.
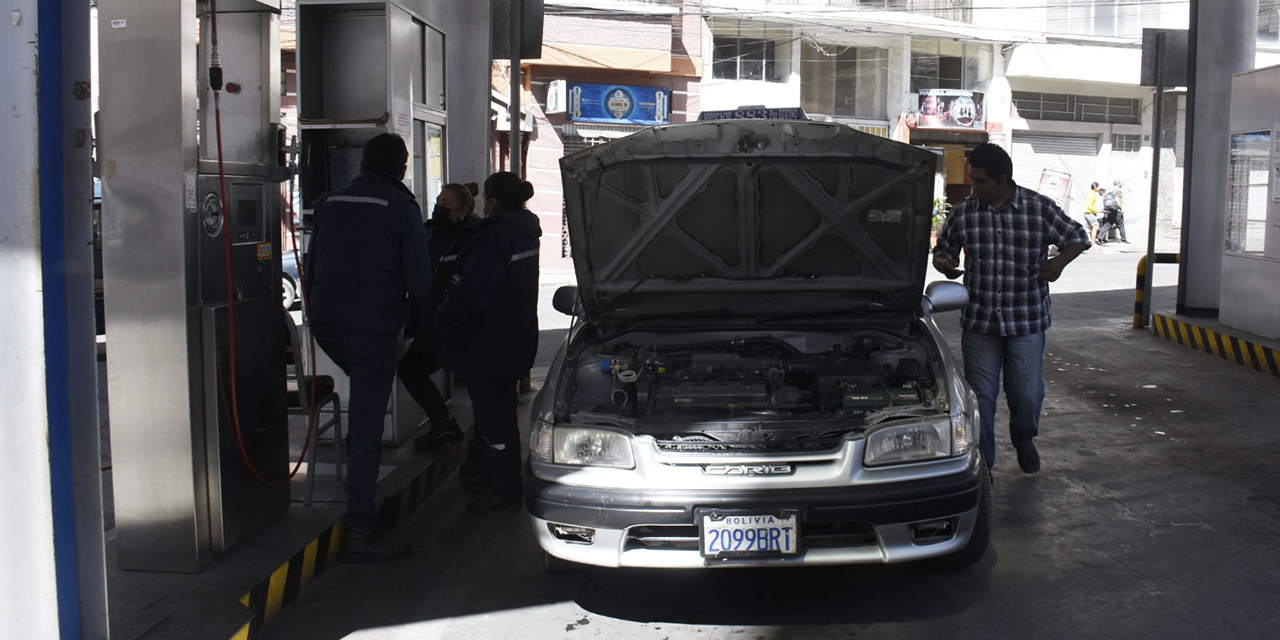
top-left (932, 143), bottom-right (1090, 474)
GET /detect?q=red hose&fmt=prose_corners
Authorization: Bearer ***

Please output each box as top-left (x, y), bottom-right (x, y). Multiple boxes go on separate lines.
top-left (212, 3), bottom-right (315, 488)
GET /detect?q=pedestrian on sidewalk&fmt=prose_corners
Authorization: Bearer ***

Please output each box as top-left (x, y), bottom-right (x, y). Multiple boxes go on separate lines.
top-left (1097, 179), bottom-right (1128, 244)
top-left (932, 143), bottom-right (1091, 474)
top-left (305, 133), bottom-right (431, 562)
top-left (437, 171), bottom-right (542, 513)
top-left (1083, 181), bottom-right (1101, 244)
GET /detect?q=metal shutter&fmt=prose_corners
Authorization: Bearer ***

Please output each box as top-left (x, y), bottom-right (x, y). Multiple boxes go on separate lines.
top-left (1011, 131), bottom-right (1100, 213)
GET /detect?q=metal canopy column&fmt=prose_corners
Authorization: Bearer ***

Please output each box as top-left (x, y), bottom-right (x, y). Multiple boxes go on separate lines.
top-left (1179, 0), bottom-right (1258, 313)
top-left (0, 0), bottom-right (105, 636)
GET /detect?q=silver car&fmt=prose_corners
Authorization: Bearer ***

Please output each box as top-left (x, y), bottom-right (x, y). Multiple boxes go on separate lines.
top-left (527, 115), bottom-right (989, 570)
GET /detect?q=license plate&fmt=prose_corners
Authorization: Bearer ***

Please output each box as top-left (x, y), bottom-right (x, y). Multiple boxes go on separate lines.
top-left (699, 510), bottom-right (800, 559)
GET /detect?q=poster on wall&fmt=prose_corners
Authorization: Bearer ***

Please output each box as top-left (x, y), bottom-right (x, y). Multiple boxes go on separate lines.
top-left (916, 89), bottom-right (985, 130)
top-left (1036, 168), bottom-right (1072, 209)
top-left (568, 83), bottom-right (670, 125)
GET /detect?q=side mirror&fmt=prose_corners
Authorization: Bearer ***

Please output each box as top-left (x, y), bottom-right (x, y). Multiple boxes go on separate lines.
top-left (552, 285), bottom-right (579, 316)
top-left (923, 280), bottom-right (968, 313)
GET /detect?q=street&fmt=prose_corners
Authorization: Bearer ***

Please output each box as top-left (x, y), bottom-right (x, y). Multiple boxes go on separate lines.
top-left (257, 248), bottom-right (1280, 640)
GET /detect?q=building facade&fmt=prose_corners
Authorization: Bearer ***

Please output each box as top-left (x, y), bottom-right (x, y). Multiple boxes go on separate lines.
top-left (506, 0), bottom-right (1280, 266)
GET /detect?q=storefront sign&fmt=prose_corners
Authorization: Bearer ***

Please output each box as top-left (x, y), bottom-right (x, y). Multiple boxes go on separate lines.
top-left (568, 83), bottom-right (670, 125)
top-left (916, 89), bottom-right (984, 130)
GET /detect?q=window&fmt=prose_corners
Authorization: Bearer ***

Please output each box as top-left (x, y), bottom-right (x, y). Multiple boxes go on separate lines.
top-left (1047, 0), bottom-right (1149, 38)
top-left (1013, 91), bottom-right (1141, 125)
top-left (910, 40), bottom-right (986, 93)
top-left (1260, 1), bottom-right (1280, 44)
top-left (1112, 133), bottom-right (1141, 154)
top-left (1225, 131), bottom-right (1270, 254)
top-left (856, 0), bottom-right (972, 21)
top-left (801, 42), bottom-right (888, 119)
top-left (713, 37), bottom-right (781, 82)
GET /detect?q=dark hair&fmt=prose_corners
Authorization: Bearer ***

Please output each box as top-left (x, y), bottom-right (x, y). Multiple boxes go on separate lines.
top-left (442, 182), bottom-right (480, 216)
top-left (360, 133), bottom-right (408, 177)
top-left (1090, 181), bottom-right (1099, 190)
top-left (483, 171), bottom-right (535, 211)
top-left (966, 143), bottom-right (1013, 185)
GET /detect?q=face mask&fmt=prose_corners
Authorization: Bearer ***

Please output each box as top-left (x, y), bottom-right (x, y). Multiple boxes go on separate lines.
top-left (431, 204), bottom-right (451, 221)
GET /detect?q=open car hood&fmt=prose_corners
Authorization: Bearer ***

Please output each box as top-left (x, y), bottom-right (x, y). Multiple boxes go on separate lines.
top-left (560, 119), bottom-right (938, 323)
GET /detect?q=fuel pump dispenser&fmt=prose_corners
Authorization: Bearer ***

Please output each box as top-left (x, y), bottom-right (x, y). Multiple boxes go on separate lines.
top-left (98, 0), bottom-right (294, 572)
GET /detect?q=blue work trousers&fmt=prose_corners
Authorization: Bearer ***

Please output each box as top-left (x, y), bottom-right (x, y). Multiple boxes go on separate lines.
top-left (467, 378), bottom-right (524, 501)
top-left (961, 329), bottom-right (1046, 469)
top-left (314, 330), bottom-right (398, 534)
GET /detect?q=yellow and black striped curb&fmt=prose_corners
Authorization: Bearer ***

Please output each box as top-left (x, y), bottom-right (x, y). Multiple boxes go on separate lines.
top-left (1151, 312), bottom-right (1280, 378)
top-left (1133, 252), bottom-right (1180, 328)
top-left (232, 438), bottom-right (468, 640)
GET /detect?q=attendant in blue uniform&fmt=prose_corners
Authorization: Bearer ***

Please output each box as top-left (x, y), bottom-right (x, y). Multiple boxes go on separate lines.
top-left (304, 133), bottom-right (431, 561)
top-left (437, 171), bottom-right (542, 513)
top-left (400, 182), bottom-right (483, 451)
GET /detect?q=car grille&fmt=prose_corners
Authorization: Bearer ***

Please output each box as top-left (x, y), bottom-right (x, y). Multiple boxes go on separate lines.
top-left (623, 521), bottom-right (877, 552)
top-left (654, 436), bottom-right (846, 454)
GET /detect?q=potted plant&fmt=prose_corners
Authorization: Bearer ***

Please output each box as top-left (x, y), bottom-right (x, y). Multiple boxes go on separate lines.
top-left (931, 198), bottom-right (951, 246)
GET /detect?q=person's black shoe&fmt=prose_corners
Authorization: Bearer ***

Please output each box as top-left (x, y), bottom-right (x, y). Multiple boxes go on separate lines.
top-left (1016, 445), bottom-right (1041, 474)
top-left (466, 494), bottom-right (521, 514)
top-left (342, 530), bottom-right (412, 564)
top-left (413, 417), bottom-right (464, 451)
top-left (1096, 239), bottom-right (1107, 245)
top-left (461, 474), bottom-right (492, 493)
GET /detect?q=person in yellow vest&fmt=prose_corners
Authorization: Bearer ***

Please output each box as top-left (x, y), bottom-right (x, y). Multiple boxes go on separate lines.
top-left (1083, 181), bottom-right (1101, 245)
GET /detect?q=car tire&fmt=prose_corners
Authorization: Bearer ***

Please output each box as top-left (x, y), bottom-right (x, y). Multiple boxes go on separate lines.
top-left (282, 276), bottom-right (298, 309)
top-left (929, 462), bottom-right (992, 570)
top-left (543, 551), bottom-right (580, 574)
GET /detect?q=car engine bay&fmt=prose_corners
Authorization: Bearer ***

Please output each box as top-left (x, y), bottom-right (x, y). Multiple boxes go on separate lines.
top-left (558, 328), bottom-right (951, 452)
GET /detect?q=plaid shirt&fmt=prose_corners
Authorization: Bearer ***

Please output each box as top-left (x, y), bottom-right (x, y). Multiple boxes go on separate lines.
top-left (933, 184), bottom-right (1090, 337)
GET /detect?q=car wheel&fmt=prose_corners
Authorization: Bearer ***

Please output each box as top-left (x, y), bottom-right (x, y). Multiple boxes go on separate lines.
top-left (543, 551), bottom-right (580, 574)
top-left (282, 276), bottom-right (298, 309)
top-left (929, 462), bottom-right (992, 570)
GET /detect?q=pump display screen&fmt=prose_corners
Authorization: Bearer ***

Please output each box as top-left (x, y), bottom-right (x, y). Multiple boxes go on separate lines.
top-left (237, 199), bottom-right (257, 228)
top-left (231, 184), bottom-right (265, 244)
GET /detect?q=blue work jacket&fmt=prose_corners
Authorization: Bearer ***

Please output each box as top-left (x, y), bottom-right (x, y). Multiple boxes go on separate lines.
top-left (436, 208), bottom-right (542, 381)
top-left (304, 171), bottom-right (432, 337)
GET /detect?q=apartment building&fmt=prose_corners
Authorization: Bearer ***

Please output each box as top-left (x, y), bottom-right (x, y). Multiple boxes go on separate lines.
top-left (513, 1), bottom-right (705, 269)
top-left (698, 1), bottom-right (1241, 229)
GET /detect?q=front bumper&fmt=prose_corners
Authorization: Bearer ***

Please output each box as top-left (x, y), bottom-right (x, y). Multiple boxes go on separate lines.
top-left (526, 454), bottom-right (983, 568)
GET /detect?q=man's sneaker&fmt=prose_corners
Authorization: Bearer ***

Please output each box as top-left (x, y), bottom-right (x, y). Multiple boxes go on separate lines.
top-left (342, 530), bottom-right (412, 564)
top-left (465, 494), bottom-right (521, 514)
top-left (1016, 444), bottom-right (1041, 474)
top-left (413, 417), bottom-right (464, 451)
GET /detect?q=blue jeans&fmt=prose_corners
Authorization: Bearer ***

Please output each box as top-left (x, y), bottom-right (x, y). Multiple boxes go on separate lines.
top-left (314, 330), bottom-right (398, 534)
top-left (962, 329), bottom-right (1045, 469)
top-left (467, 378), bottom-right (523, 501)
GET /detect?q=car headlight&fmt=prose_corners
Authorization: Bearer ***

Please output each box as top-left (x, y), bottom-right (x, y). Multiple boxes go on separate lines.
top-left (864, 420), bottom-right (951, 467)
top-left (538, 424), bottom-right (635, 469)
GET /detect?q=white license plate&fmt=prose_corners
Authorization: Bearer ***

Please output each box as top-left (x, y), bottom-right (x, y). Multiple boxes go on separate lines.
top-left (700, 511), bottom-right (799, 558)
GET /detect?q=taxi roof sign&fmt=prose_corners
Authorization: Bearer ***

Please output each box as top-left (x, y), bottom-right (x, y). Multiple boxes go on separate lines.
top-left (697, 106), bottom-right (809, 121)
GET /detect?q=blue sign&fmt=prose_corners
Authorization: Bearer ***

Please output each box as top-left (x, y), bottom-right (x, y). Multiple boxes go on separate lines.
top-left (568, 83), bottom-right (670, 125)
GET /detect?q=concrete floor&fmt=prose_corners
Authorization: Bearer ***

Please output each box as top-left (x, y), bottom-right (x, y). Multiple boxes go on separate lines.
top-left (105, 246), bottom-right (1280, 639)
